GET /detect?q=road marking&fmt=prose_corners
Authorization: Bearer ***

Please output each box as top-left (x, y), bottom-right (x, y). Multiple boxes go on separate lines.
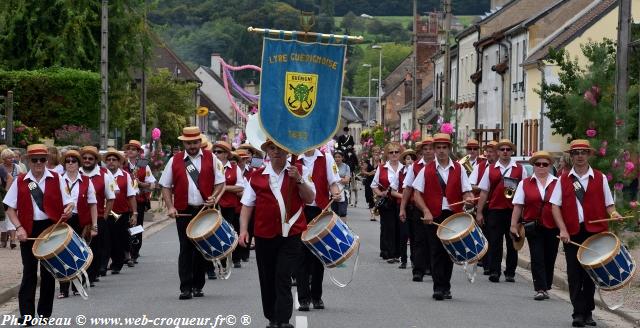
top-left (294, 291), bottom-right (300, 310)
top-left (295, 316), bottom-right (308, 328)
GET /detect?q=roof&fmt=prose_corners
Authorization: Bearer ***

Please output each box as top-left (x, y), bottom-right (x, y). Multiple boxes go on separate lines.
top-left (381, 53), bottom-right (413, 95)
top-left (143, 33), bottom-right (200, 82)
top-left (343, 96), bottom-right (378, 122)
top-left (505, 0), bottom-right (593, 36)
top-left (198, 66), bottom-right (253, 103)
top-left (522, 0), bottom-right (617, 66)
top-left (455, 25), bottom-right (479, 41)
top-left (477, 0), bottom-right (559, 38)
top-left (398, 84), bottom-right (434, 113)
top-left (198, 93), bottom-right (235, 128)
top-left (340, 101), bottom-right (364, 123)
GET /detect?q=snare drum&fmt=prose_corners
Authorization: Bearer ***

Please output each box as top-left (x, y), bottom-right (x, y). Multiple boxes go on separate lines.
top-left (437, 213), bottom-right (488, 264)
top-left (578, 232), bottom-right (636, 291)
top-left (186, 208), bottom-right (238, 261)
top-left (32, 223), bottom-right (93, 282)
top-left (301, 211), bottom-right (359, 268)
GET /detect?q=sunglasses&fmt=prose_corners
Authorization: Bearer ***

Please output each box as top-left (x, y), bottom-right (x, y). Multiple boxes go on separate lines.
top-left (82, 156), bottom-right (96, 161)
top-left (533, 162), bottom-right (550, 167)
top-left (499, 148), bottom-right (512, 152)
top-left (388, 151), bottom-right (400, 154)
top-left (105, 157), bottom-right (120, 162)
top-left (467, 147), bottom-right (479, 151)
top-left (571, 150), bottom-right (590, 156)
top-left (65, 159), bottom-right (78, 164)
top-left (213, 150), bottom-right (227, 154)
top-left (30, 157), bottom-right (47, 163)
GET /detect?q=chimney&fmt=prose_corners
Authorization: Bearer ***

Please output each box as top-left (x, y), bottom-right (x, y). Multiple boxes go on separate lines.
top-left (211, 53), bottom-right (223, 77)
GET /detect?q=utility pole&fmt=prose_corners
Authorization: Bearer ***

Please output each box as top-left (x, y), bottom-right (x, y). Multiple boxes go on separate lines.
top-left (442, 0), bottom-right (452, 117)
top-left (614, 0), bottom-right (630, 139)
top-left (411, 0), bottom-right (418, 132)
top-left (140, 1), bottom-right (147, 145)
top-left (99, 0), bottom-right (109, 149)
top-left (6, 91), bottom-right (13, 147)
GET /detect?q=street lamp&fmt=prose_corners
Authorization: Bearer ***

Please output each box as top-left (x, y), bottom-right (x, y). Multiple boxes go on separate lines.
top-left (372, 44), bottom-right (383, 125)
top-left (362, 64), bottom-right (372, 123)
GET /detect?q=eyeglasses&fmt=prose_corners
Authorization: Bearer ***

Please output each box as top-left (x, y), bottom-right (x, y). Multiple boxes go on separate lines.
top-left (388, 151), bottom-right (400, 154)
top-left (30, 157), bottom-right (47, 163)
top-left (533, 162), bottom-right (550, 167)
top-left (467, 147), bottom-right (479, 151)
top-left (213, 150), bottom-right (227, 154)
top-left (499, 148), bottom-right (512, 152)
top-left (65, 159), bottom-right (78, 164)
top-left (82, 156), bottom-right (95, 161)
top-left (105, 157), bottom-right (120, 162)
top-left (571, 150), bottom-right (590, 156)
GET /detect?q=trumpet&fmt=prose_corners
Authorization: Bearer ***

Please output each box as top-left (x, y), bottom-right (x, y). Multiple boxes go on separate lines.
top-left (457, 155), bottom-right (474, 176)
top-left (109, 211), bottom-right (121, 220)
top-left (504, 187), bottom-right (515, 199)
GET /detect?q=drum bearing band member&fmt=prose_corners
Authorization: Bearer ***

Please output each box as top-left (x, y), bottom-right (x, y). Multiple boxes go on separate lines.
top-left (123, 139), bottom-right (157, 264)
top-left (104, 148), bottom-right (138, 274)
top-left (400, 136), bottom-right (434, 281)
top-left (58, 150), bottom-right (98, 299)
top-left (509, 151), bottom-right (559, 301)
top-left (79, 146), bottom-right (118, 284)
top-left (371, 142), bottom-right (404, 263)
top-left (238, 139), bottom-right (314, 328)
top-left (476, 139), bottom-right (528, 283)
top-left (159, 126), bottom-right (225, 300)
top-left (550, 140), bottom-right (620, 327)
top-left (3, 144), bottom-right (74, 326)
top-left (296, 148), bottom-right (340, 312)
top-left (412, 133), bottom-right (473, 301)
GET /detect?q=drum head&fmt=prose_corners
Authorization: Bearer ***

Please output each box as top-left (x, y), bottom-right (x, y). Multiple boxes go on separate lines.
top-left (437, 213), bottom-right (473, 241)
top-left (578, 233), bottom-right (618, 266)
top-left (302, 212), bottom-right (334, 242)
top-left (187, 210), bottom-right (221, 239)
top-left (32, 224), bottom-right (71, 258)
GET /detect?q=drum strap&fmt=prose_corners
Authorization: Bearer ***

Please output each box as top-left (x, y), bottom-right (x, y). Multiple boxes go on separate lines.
top-left (27, 180), bottom-right (46, 214)
top-left (571, 175), bottom-right (586, 204)
top-left (436, 171), bottom-right (447, 193)
top-left (184, 157), bottom-right (200, 189)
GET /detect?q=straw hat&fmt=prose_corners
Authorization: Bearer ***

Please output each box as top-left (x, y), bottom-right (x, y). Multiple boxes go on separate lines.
top-left (496, 139), bottom-right (516, 150)
top-left (400, 149), bottom-right (416, 159)
top-left (62, 150), bottom-right (81, 162)
top-left (565, 139), bottom-right (595, 154)
top-left (79, 146), bottom-right (100, 159)
top-left (529, 151), bottom-right (554, 165)
top-left (236, 149), bottom-right (252, 159)
top-left (124, 139), bottom-right (143, 151)
top-left (416, 135), bottom-right (434, 151)
top-left (260, 139), bottom-right (277, 153)
top-left (177, 126), bottom-right (203, 141)
top-left (484, 140), bottom-right (498, 150)
top-left (512, 224), bottom-right (526, 251)
top-left (229, 151), bottom-right (240, 162)
top-left (26, 144), bottom-right (48, 157)
top-left (238, 143), bottom-right (263, 157)
top-left (465, 138), bottom-right (480, 149)
top-left (213, 141), bottom-right (233, 153)
top-left (103, 147), bottom-right (125, 163)
top-left (199, 134), bottom-right (213, 151)
top-left (432, 133), bottom-right (452, 145)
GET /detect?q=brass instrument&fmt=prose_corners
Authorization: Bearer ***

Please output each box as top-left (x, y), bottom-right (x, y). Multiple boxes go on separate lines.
top-left (110, 211), bottom-right (121, 220)
top-left (458, 155), bottom-right (474, 175)
top-left (504, 187), bottom-right (515, 199)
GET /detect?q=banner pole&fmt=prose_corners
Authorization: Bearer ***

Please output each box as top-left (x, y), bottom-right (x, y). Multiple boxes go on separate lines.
top-left (248, 27), bottom-right (363, 44)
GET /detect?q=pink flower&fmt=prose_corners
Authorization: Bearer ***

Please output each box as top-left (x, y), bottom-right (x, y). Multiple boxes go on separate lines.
top-left (425, 124), bottom-right (433, 131)
top-left (625, 161), bottom-right (635, 174)
top-left (624, 151), bottom-right (631, 161)
top-left (599, 147), bottom-right (606, 156)
top-left (606, 173), bottom-right (613, 181)
top-left (585, 129), bottom-right (597, 137)
top-left (584, 90), bottom-right (597, 106)
top-left (440, 122), bottom-right (454, 134)
top-left (614, 183), bottom-right (624, 191)
top-left (401, 132), bottom-right (410, 141)
top-left (612, 159), bottom-right (620, 168)
top-left (630, 201), bottom-right (638, 209)
top-left (601, 141), bottom-right (608, 147)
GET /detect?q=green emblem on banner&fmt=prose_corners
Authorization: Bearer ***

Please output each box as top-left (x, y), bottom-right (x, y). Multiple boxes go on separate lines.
top-left (285, 71), bottom-right (318, 117)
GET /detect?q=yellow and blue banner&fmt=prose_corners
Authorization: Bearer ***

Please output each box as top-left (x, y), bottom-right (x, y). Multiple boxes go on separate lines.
top-left (259, 36), bottom-right (346, 155)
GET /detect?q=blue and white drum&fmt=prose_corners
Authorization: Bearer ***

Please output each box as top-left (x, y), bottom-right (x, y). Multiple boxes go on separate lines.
top-left (301, 211), bottom-right (359, 268)
top-left (186, 208), bottom-right (238, 261)
top-left (32, 223), bottom-right (93, 282)
top-left (437, 213), bottom-right (488, 265)
top-left (578, 232), bottom-right (636, 291)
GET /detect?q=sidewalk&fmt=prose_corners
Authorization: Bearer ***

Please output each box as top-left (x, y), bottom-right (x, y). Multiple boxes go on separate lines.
top-left (0, 201), bottom-right (169, 305)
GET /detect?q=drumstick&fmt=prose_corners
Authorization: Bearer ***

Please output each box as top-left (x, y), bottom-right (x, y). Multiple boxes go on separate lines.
top-left (590, 215), bottom-right (636, 223)
top-left (430, 221), bottom-right (457, 233)
top-left (556, 236), bottom-right (599, 253)
top-left (44, 216), bottom-right (66, 240)
top-left (448, 197), bottom-right (480, 207)
top-left (26, 237), bottom-right (46, 240)
top-left (174, 213), bottom-right (193, 217)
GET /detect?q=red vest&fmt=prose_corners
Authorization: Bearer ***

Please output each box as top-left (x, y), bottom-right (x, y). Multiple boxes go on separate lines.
top-left (16, 172), bottom-right (64, 236)
top-left (476, 161), bottom-right (490, 185)
top-left (421, 161), bottom-right (464, 218)
top-left (300, 154), bottom-right (330, 208)
top-left (123, 161), bottom-right (150, 203)
top-left (377, 165), bottom-right (391, 191)
top-left (396, 168), bottom-right (407, 205)
top-left (112, 172), bottom-right (132, 214)
top-left (249, 164), bottom-right (307, 238)
top-left (243, 166), bottom-right (254, 180)
top-left (522, 178), bottom-right (558, 229)
top-left (488, 163), bottom-right (523, 210)
top-left (73, 175), bottom-right (92, 227)
top-left (475, 157), bottom-right (487, 167)
top-left (87, 167), bottom-right (109, 219)
top-left (172, 150), bottom-right (216, 210)
top-left (559, 170), bottom-right (608, 235)
top-left (219, 162), bottom-right (241, 209)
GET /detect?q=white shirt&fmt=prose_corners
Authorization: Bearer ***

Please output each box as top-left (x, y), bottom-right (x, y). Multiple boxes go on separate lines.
top-left (127, 160), bottom-right (157, 193)
top-left (478, 159), bottom-right (529, 192)
top-left (371, 161), bottom-right (404, 190)
top-left (402, 158), bottom-right (426, 189)
top-left (412, 159), bottom-right (472, 210)
top-left (158, 150), bottom-right (226, 206)
top-left (241, 162), bottom-right (312, 207)
top-left (60, 172), bottom-right (97, 214)
top-left (80, 166), bottom-right (118, 200)
top-left (110, 168), bottom-right (139, 197)
top-left (52, 164), bottom-right (64, 175)
top-left (468, 161), bottom-right (489, 186)
top-left (512, 174), bottom-right (558, 206)
top-left (3, 170), bottom-right (74, 221)
top-left (300, 149), bottom-right (340, 206)
top-left (549, 167), bottom-right (614, 223)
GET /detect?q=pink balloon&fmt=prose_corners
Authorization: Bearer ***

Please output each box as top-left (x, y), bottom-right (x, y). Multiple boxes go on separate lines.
top-left (152, 128), bottom-right (161, 140)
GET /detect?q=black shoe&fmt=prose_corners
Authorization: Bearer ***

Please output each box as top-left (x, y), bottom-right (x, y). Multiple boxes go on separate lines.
top-left (572, 315), bottom-right (585, 327)
top-left (483, 269), bottom-right (490, 276)
top-left (584, 314), bottom-right (596, 326)
top-left (534, 291), bottom-right (546, 301)
top-left (505, 275), bottom-right (515, 282)
top-left (432, 291), bottom-right (444, 300)
top-left (412, 273), bottom-right (423, 282)
top-left (398, 262), bottom-right (407, 269)
top-left (233, 262), bottom-right (241, 268)
top-left (10, 242), bottom-right (16, 249)
top-left (208, 272), bottom-right (217, 280)
top-left (424, 269), bottom-right (432, 276)
top-left (89, 282), bottom-right (96, 287)
top-left (312, 298), bottom-right (325, 309)
top-left (387, 258), bottom-right (399, 264)
top-left (443, 291), bottom-right (452, 299)
top-left (241, 258), bottom-right (249, 262)
top-left (111, 270), bottom-right (120, 274)
top-left (279, 324), bottom-right (294, 328)
top-left (99, 271), bottom-right (106, 277)
top-left (127, 260), bottom-right (135, 267)
top-left (192, 289), bottom-right (204, 297)
top-left (489, 274), bottom-right (500, 283)
top-left (18, 317), bottom-right (33, 327)
top-left (298, 299), bottom-right (310, 311)
top-left (179, 291), bottom-right (193, 300)
top-left (266, 321), bottom-right (278, 328)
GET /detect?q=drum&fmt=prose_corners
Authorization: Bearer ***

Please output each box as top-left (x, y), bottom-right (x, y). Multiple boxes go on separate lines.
top-left (578, 232), bottom-right (636, 291)
top-left (186, 208), bottom-right (238, 261)
top-left (437, 213), bottom-right (488, 265)
top-left (301, 211), bottom-right (359, 268)
top-left (32, 223), bottom-right (93, 282)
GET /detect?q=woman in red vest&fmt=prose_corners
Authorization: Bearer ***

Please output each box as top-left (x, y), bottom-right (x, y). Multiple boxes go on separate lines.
top-left (509, 151), bottom-right (558, 301)
top-left (550, 140), bottom-right (620, 327)
top-left (3, 144), bottom-right (74, 326)
top-left (397, 148), bottom-right (417, 269)
top-left (238, 139), bottom-right (314, 328)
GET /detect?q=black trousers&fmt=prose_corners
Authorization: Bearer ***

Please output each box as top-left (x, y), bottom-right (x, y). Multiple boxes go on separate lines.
top-left (222, 206), bottom-right (246, 264)
top-left (379, 204), bottom-right (399, 259)
top-left (88, 218), bottom-right (109, 281)
top-left (411, 206), bottom-right (431, 275)
top-left (296, 206), bottom-right (325, 302)
top-left (19, 219), bottom-right (55, 320)
top-left (426, 210), bottom-right (454, 293)
top-left (130, 201), bottom-right (147, 260)
top-left (364, 178), bottom-right (374, 209)
top-left (176, 206), bottom-right (209, 293)
top-left (60, 214), bottom-right (84, 295)
top-left (108, 212), bottom-right (131, 271)
top-left (398, 219), bottom-right (409, 263)
top-left (478, 208), bottom-right (490, 268)
top-left (486, 209), bottom-right (518, 277)
top-left (526, 226), bottom-right (559, 291)
top-left (564, 224), bottom-right (596, 318)
top-left (256, 234), bottom-right (303, 324)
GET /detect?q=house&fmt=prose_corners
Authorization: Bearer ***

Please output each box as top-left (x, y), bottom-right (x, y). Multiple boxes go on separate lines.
top-left (455, 25), bottom-right (480, 147)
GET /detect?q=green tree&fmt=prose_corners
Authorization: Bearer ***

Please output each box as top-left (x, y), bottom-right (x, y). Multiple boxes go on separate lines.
top-left (346, 43), bottom-right (412, 96)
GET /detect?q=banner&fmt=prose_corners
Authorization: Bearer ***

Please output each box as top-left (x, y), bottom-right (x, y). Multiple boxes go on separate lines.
top-left (259, 37), bottom-right (346, 154)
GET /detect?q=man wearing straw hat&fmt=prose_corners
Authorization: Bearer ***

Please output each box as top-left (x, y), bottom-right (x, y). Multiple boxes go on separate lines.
top-left (104, 148), bottom-right (138, 274)
top-left (465, 138), bottom-right (484, 167)
top-left (238, 139), bottom-right (314, 328)
top-left (123, 139), bottom-right (156, 264)
top-left (412, 133), bottom-right (474, 300)
top-left (3, 144), bottom-right (74, 326)
top-left (400, 135), bottom-right (434, 282)
top-left (159, 126), bottom-right (225, 300)
top-left (476, 139), bottom-right (527, 283)
top-left (550, 139), bottom-right (620, 327)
